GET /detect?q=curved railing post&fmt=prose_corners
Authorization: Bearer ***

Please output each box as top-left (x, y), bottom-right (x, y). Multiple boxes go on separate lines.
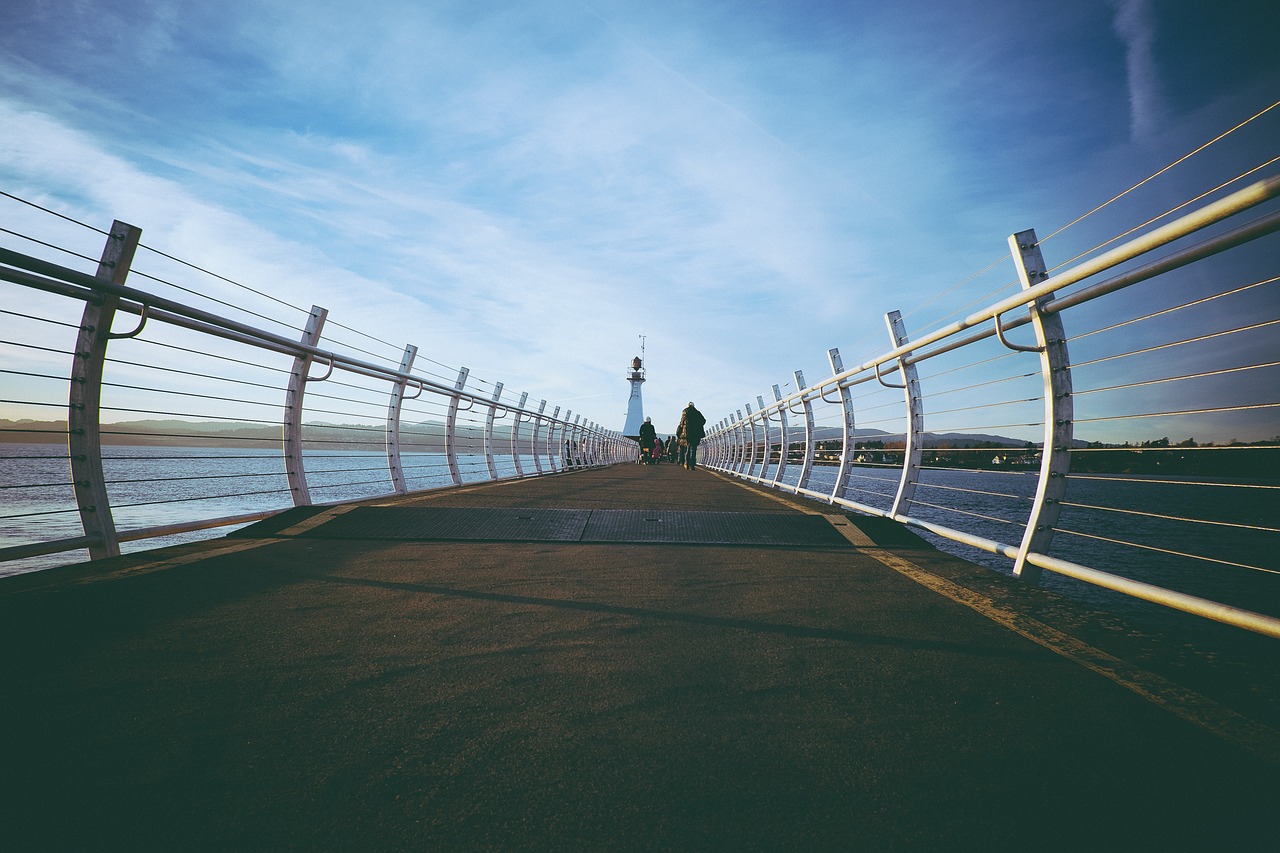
top-left (718, 416), bottom-right (732, 471)
top-left (793, 370), bottom-right (816, 492)
top-left (69, 220), bottom-right (142, 559)
top-left (827, 347), bottom-right (857, 504)
top-left (566, 411), bottom-right (576, 469)
top-left (284, 305), bottom-right (328, 507)
top-left (720, 417), bottom-right (732, 470)
top-left (732, 409), bottom-right (745, 474)
top-left (548, 406), bottom-right (561, 471)
top-left (444, 366), bottom-right (469, 486)
top-left (484, 381), bottom-right (504, 480)
top-left (386, 344), bottom-right (417, 494)
top-left (567, 413), bottom-right (580, 469)
top-left (1008, 228), bottom-right (1075, 583)
top-left (531, 400), bottom-right (547, 473)
top-left (572, 415), bottom-right (582, 468)
top-left (571, 414), bottom-right (582, 467)
top-left (771, 384), bottom-right (789, 485)
top-left (744, 403), bottom-right (758, 478)
top-left (756, 395), bottom-right (770, 480)
top-left (511, 392), bottom-right (528, 476)
top-left (885, 311), bottom-right (924, 518)
top-left (576, 417), bottom-right (587, 468)
top-left (722, 417), bottom-right (732, 469)
top-left (561, 409), bottom-right (573, 469)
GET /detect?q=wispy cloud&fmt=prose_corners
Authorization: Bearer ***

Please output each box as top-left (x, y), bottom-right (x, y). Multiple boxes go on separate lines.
top-left (1111, 0), bottom-right (1170, 141)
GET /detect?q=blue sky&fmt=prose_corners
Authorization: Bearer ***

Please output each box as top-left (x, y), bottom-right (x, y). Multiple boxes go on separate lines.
top-left (2, 0), bottom-right (1278, 438)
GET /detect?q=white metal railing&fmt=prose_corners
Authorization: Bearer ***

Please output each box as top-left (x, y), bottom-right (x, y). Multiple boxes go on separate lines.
top-left (703, 175), bottom-right (1280, 638)
top-left (1, 219), bottom-right (636, 571)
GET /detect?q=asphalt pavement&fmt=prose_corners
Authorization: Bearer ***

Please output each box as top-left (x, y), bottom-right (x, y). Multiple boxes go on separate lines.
top-left (2, 462), bottom-right (1277, 851)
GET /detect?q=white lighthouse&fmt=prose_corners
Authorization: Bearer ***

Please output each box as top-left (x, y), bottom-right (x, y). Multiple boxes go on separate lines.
top-left (621, 354), bottom-right (646, 439)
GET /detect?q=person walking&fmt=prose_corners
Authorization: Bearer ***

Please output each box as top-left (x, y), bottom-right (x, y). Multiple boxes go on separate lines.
top-left (638, 416), bottom-right (657, 464)
top-left (677, 402), bottom-right (706, 470)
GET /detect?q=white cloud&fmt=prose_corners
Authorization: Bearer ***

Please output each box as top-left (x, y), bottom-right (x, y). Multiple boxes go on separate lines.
top-left (1111, 0), bottom-right (1170, 141)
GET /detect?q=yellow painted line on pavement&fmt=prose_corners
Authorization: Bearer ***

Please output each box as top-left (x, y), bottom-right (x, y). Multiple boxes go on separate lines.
top-left (6, 538), bottom-right (285, 594)
top-left (711, 470), bottom-right (1280, 763)
top-left (276, 504), bottom-right (359, 536)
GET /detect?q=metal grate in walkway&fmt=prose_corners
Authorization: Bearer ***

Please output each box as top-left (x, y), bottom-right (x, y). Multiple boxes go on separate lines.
top-left (289, 506), bottom-right (851, 548)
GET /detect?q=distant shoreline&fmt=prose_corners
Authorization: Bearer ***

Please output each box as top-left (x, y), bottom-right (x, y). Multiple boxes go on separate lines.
top-left (3, 420), bottom-right (1275, 480)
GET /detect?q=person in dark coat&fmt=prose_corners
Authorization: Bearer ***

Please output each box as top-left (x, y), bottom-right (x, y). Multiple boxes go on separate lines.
top-left (677, 402), bottom-right (706, 469)
top-left (638, 416), bottom-right (657, 464)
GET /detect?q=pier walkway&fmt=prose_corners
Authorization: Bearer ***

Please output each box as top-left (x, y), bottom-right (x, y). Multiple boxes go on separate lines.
top-left (3, 464), bottom-right (1278, 851)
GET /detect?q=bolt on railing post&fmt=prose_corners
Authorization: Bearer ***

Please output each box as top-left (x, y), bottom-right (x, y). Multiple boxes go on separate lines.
top-left (511, 392), bottom-right (528, 476)
top-left (793, 370), bottom-right (816, 492)
top-left (484, 382), bottom-right (504, 480)
top-left (386, 344), bottom-right (417, 494)
top-left (69, 219), bottom-right (142, 559)
top-left (827, 347), bottom-right (857, 504)
top-left (284, 305), bottom-right (328, 507)
top-left (771, 384), bottom-right (789, 485)
top-left (1008, 228), bottom-right (1074, 583)
top-left (444, 367), bottom-right (469, 486)
top-left (885, 311), bottom-right (924, 518)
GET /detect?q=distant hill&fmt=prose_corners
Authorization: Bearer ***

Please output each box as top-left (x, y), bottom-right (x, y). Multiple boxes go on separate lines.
top-left (2, 419), bottom-right (1039, 450)
top-left (783, 425), bottom-right (1040, 449)
top-left (0, 418), bottom-right (508, 451)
